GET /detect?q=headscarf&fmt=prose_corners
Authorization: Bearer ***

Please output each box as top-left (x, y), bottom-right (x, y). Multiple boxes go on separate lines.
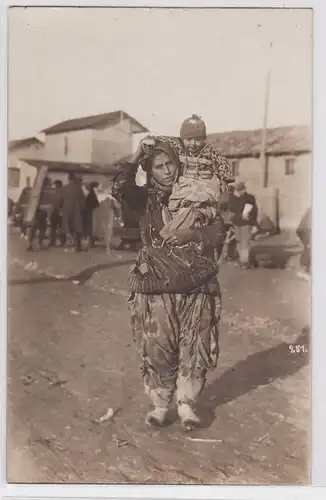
top-left (141, 141), bottom-right (180, 193)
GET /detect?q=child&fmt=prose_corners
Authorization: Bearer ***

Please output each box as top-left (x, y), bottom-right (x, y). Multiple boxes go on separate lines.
top-left (144, 114), bottom-right (234, 186)
top-left (159, 153), bottom-right (221, 240)
top-left (124, 141), bottom-right (220, 294)
top-left (140, 114), bottom-right (234, 239)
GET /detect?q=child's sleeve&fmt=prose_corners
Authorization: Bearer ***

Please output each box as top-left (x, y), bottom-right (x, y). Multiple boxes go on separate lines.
top-left (152, 135), bottom-right (183, 155)
top-left (210, 147), bottom-right (235, 184)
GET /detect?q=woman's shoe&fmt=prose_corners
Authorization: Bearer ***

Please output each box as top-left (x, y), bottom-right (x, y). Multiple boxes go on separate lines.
top-left (178, 403), bottom-right (201, 432)
top-left (145, 407), bottom-right (168, 427)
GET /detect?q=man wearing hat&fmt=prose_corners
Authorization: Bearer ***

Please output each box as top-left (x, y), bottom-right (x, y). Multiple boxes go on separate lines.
top-left (229, 181), bottom-right (258, 268)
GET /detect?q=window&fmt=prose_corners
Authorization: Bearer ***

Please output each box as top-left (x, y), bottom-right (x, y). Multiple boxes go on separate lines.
top-left (26, 176), bottom-right (31, 188)
top-left (8, 167), bottom-right (21, 188)
top-left (285, 158), bottom-right (296, 176)
top-left (231, 159), bottom-right (240, 177)
top-left (64, 136), bottom-right (69, 156)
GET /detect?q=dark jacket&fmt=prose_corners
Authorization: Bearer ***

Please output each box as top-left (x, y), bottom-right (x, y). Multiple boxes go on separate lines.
top-left (60, 180), bottom-right (85, 234)
top-left (297, 207), bottom-right (311, 245)
top-left (85, 189), bottom-right (100, 213)
top-left (51, 187), bottom-right (63, 218)
top-left (229, 192), bottom-right (258, 227)
top-left (112, 162), bottom-right (225, 295)
top-left (8, 197), bottom-right (14, 217)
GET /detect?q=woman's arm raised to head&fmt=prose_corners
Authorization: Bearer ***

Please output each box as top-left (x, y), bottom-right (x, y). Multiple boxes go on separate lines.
top-left (112, 162), bottom-right (148, 212)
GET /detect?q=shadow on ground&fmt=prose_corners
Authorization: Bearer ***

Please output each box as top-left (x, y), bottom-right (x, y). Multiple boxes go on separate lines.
top-left (8, 260), bottom-right (135, 286)
top-left (198, 327), bottom-right (310, 428)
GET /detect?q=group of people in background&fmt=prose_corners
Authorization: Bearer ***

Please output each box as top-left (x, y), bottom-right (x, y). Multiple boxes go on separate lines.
top-left (15, 172), bottom-right (100, 252)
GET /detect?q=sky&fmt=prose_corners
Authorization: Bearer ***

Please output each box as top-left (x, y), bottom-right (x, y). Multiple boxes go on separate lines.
top-left (8, 7), bottom-right (312, 141)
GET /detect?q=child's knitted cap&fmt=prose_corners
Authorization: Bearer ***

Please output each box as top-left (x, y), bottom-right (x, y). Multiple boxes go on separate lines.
top-left (180, 114), bottom-right (207, 140)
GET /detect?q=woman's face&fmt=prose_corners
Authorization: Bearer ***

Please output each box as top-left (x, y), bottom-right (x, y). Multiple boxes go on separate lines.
top-left (151, 151), bottom-right (178, 188)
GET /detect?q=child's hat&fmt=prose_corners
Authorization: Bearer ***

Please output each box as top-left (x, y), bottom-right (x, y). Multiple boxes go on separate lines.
top-left (180, 114), bottom-right (207, 140)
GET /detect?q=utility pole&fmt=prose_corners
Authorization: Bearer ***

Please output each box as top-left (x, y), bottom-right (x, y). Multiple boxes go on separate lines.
top-left (260, 41), bottom-right (273, 188)
top-left (260, 69), bottom-right (271, 188)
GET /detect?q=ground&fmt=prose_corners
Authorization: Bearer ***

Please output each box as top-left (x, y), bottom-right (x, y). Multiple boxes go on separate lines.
top-left (7, 233), bottom-right (310, 485)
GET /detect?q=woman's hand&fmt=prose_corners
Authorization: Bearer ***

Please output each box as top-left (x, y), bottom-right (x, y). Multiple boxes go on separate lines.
top-left (164, 229), bottom-right (198, 246)
top-left (130, 136), bottom-right (156, 164)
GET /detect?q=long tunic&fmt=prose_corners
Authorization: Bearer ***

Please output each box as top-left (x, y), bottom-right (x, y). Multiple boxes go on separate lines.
top-left (60, 181), bottom-right (85, 235)
top-left (113, 162), bottom-right (225, 406)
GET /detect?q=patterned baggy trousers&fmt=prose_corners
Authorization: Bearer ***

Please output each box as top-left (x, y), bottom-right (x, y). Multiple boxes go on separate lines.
top-left (129, 290), bottom-right (221, 408)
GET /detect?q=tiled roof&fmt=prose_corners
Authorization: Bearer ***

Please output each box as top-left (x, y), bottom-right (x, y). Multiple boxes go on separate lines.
top-left (8, 136), bottom-right (44, 151)
top-left (207, 125), bottom-right (311, 158)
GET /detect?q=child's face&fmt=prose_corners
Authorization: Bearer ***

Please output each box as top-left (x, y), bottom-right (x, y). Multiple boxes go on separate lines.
top-left (183, 138), bottom-right (206, 155)
top-left (184, 164), bottom-right (214, 180)
top-left (197, 165), bottom-right (214, 180)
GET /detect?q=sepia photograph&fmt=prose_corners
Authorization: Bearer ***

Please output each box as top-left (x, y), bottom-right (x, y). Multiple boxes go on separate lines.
top-left (6, 6), bottom-right (312, 485)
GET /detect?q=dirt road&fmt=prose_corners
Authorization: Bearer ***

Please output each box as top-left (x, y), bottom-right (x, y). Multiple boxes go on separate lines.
top-left (7, 236), bottom-right (310, 484)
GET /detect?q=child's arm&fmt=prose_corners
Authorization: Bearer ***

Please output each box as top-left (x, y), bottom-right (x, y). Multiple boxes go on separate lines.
top-left (150, 135), bottom-right (183, 155)
top-left (164, 215), bottom-right (225, 248)
top-left (210, 147), bottom-right (235, 185)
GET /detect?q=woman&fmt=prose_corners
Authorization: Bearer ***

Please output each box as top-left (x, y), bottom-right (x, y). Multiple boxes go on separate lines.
top-left (112, 141), bottom-right (225, 431)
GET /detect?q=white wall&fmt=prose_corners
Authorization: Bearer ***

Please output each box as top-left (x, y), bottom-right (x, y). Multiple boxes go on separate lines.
top-left (92, 119), bottom-right (133, 164)
top-left (231, 152), bottom-right (311, 229)
top-left (8, 142), bottom-right (44, 202)
top-left (43, 129), bottom-right (93, 163)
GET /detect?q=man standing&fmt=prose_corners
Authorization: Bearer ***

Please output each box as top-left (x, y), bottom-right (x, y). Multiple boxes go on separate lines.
top-left (26, 208), bottom-right (47, 251)
top-left (229, 181), bottom-right (258, 268)
top-left (296, 206), bottom-right (311, 280)
top-left (83, 182), bottom-right (100, 249)
top-left (61, 172), bottom-right (85, 252)
top-left (49, 180), bottom-right (65, 247)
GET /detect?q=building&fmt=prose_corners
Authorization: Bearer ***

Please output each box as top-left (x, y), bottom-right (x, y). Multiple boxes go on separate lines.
top-left (8, 110), bottom-right (148, 199)
top-left (8, 135), bottom-right (45, 202)
top-left (40, 110), bottom-right (148, 165)
top-left (207, 125), bottom-right (311, 229)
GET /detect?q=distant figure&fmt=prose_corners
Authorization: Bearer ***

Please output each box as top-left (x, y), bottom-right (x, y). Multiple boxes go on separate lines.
top-left (60, 172), bottom-right (85, 252)
top-left (8, 197), bottom-right (14, 218)
top-left (44, 177), bottom-right (52, 188)
top-left (218, 184), bottom-right (237, 261)
top-left (27, 208), bottom-right (47, 251)
top-left (49, 180), bottom-right (65, 247)
top-left (229, 181), bottom-right (258, 268)
top-left (296, 206), bottom-right (311, 280)
top-left (83, 182), bottom-right (100, 248)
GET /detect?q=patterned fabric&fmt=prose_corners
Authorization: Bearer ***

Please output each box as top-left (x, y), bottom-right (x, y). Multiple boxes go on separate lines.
top-left (153, 136), bottom-right (235, 186)
top-left (159, 175), bottom-right (221, 239)
top-left (129, 242), bottom-right (219, 294)
top-left (128, 289), bottom-right (221, 407)
top-left (112, 163), bottom-right (225, 295)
